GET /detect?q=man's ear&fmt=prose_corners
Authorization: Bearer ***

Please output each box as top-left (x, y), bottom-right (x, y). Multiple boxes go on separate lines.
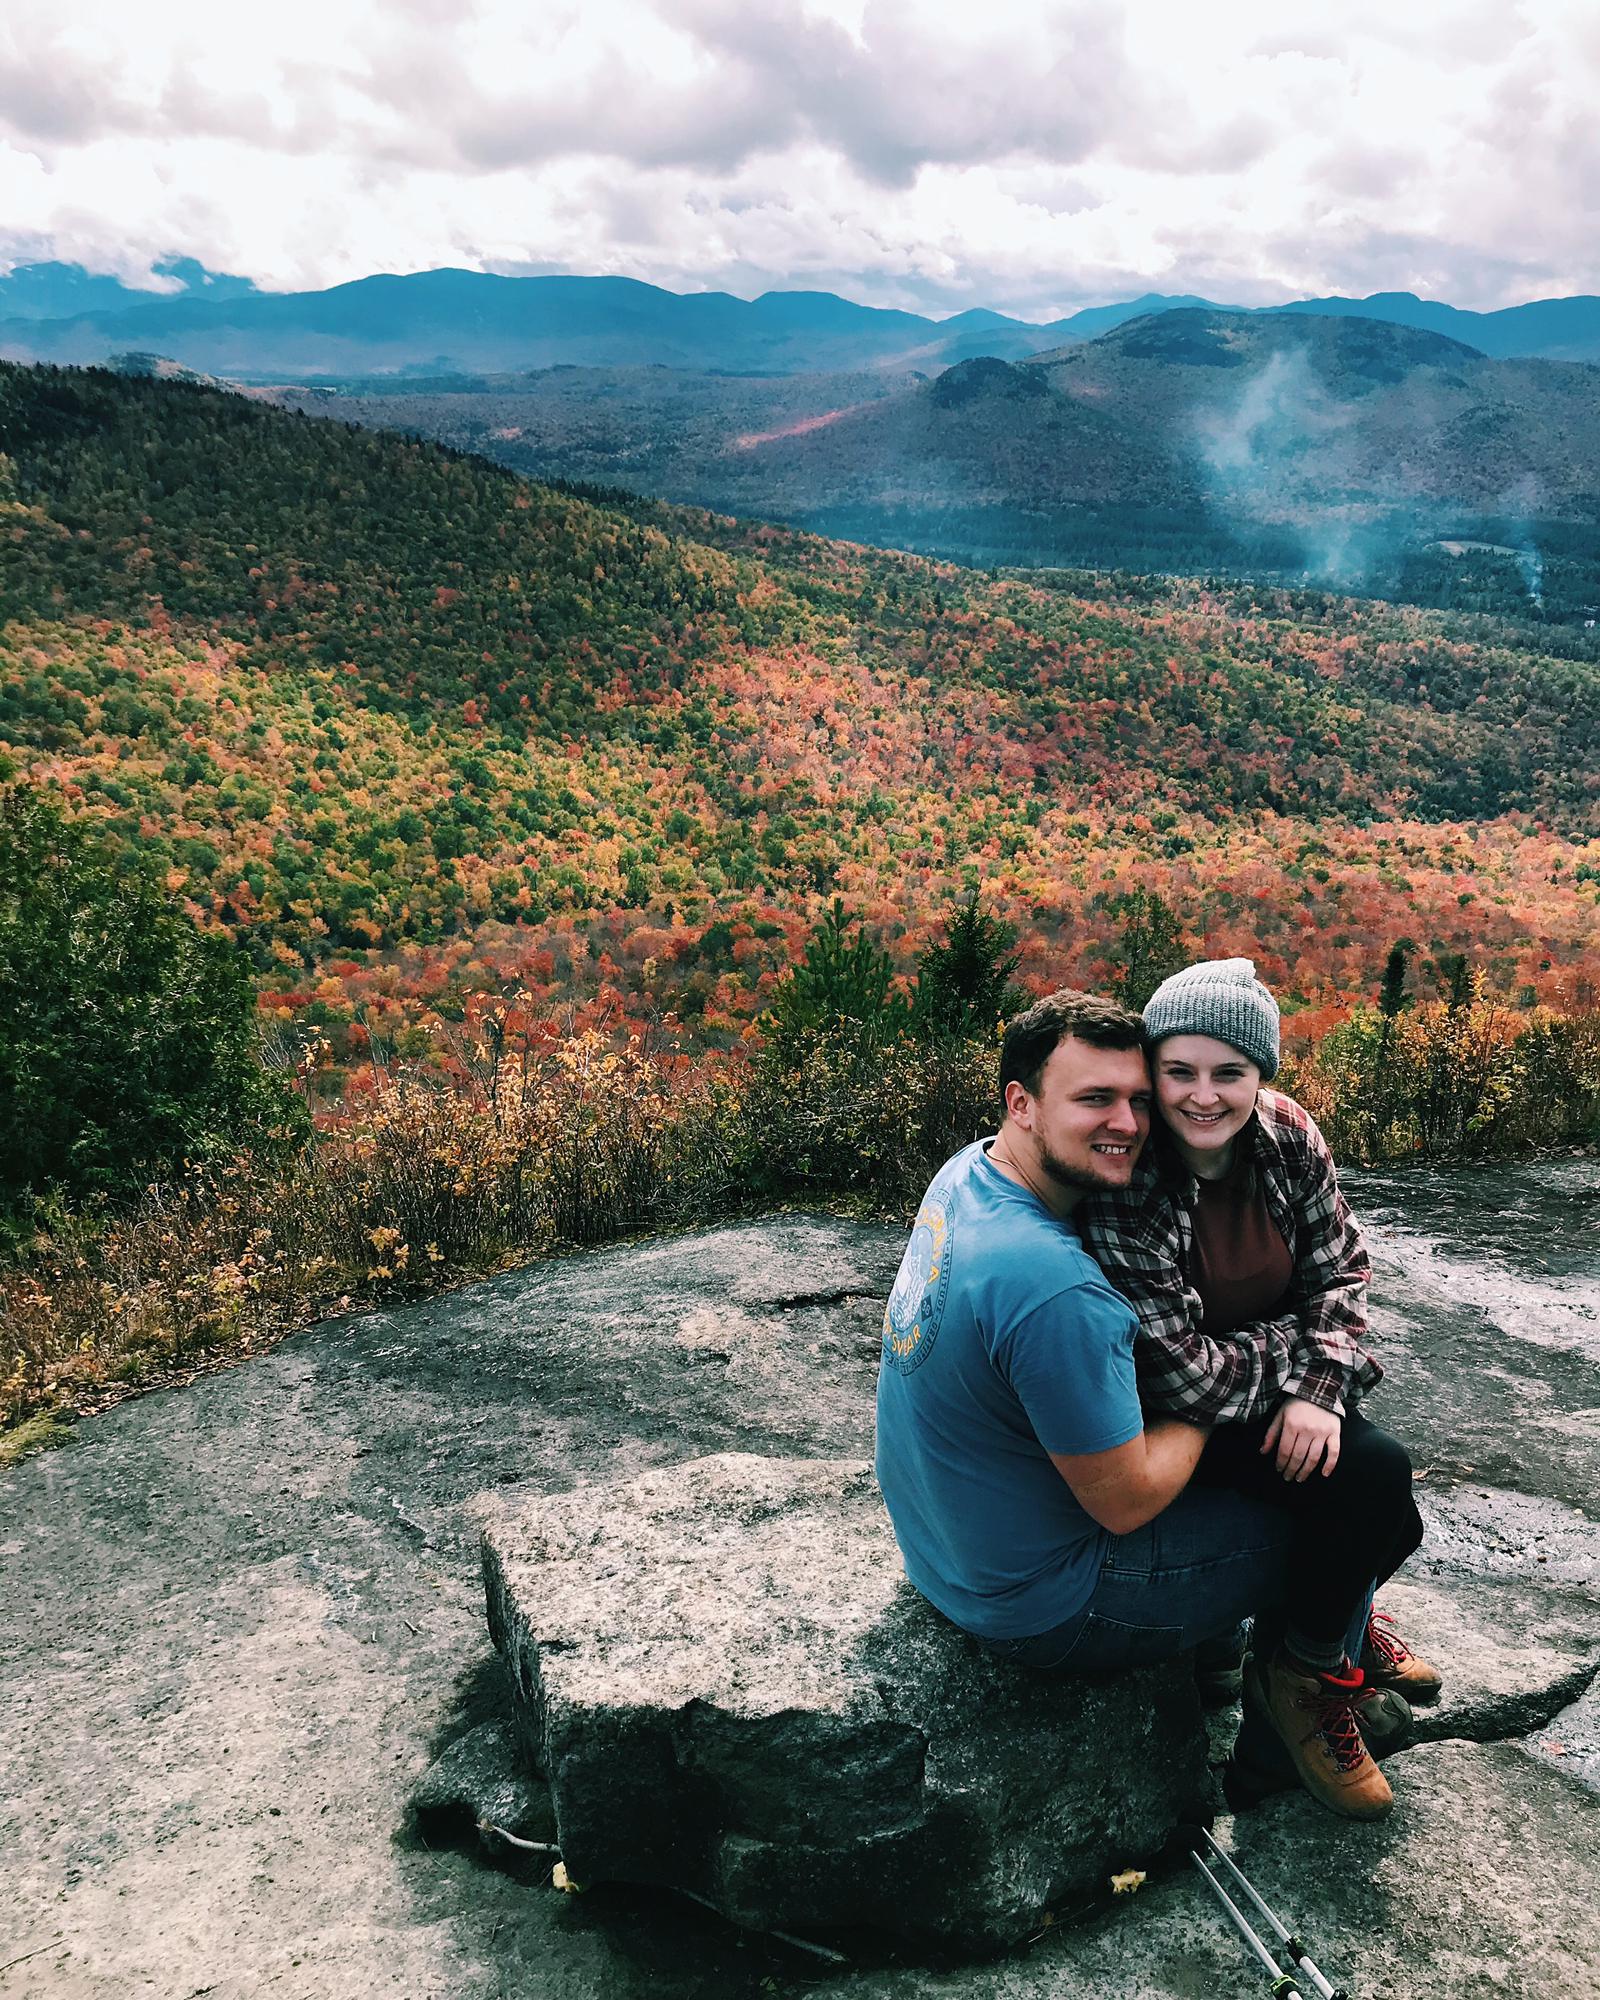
top-left (1003, 1079), bottom-right (1033, 1127)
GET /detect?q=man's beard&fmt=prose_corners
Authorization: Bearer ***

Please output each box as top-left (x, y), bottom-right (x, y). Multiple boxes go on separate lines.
top-left (1037, 1139), bottom-right (1129, 1192)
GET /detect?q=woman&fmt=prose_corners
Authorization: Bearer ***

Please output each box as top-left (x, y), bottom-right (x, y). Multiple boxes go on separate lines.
top-left (1081, 957), bottom-right (1440, 1815)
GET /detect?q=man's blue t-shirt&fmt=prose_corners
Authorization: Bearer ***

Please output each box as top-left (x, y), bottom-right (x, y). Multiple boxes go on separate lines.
top-left (874, 1141), bottom-right (1143, 1639)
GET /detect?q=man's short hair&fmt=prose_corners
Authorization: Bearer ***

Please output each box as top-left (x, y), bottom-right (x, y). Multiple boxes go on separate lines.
top-left (999, 989), bottom-right (1146, 1115)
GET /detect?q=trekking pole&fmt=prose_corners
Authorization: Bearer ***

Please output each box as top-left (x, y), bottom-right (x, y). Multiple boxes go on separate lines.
top-left (1190, 1851), bottom-right (1303, 1998)
top-left (1192, 1827), bottom-right (1349, 2000)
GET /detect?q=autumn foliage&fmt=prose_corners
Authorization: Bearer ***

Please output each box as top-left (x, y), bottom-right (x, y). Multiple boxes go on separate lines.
top-left (1, 362), bottom-right (1596, 1079)
top-left (1, 363), bottom-right (1598, 1445)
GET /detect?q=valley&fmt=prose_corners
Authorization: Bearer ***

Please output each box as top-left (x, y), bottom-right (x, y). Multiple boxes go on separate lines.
top-left (260, 313), bottom-right (1600, 619)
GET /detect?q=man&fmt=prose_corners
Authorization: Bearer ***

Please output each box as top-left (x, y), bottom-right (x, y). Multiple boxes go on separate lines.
top-left (875, 990), bottom-right (1393, 1820)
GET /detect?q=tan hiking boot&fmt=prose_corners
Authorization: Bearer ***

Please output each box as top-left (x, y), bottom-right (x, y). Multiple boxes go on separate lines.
top-left (1245, 1651), bottom-right (1394, 1820)
top-left (1352, 1681), bottom-right (1413, 1756)
top-left (1360, 1609), bottom-right (1443, 1703)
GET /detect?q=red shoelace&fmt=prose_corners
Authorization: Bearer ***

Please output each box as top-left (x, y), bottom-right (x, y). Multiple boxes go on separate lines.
top-left (1365, 1610), bottom-right (1414, 1668)
top-left (1300, 1665), bottom-right (1368, 1773)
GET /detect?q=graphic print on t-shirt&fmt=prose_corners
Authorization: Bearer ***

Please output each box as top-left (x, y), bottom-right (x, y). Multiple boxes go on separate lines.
top-left (882, 1192), bottom-right (951, 1373)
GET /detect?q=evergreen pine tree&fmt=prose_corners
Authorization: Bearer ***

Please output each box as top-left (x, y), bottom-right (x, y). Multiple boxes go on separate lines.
top-left (761, 900), bottom-right (908, 1062)
top-left (1104, 889), bottom-right (1189, 1012)
top-left (1379, 940), bottom-right (1415, 1019)
top-left (912, 890), bottom-right (1023, 1038)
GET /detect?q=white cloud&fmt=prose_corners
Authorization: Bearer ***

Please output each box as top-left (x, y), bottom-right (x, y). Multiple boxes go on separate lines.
top-left (0, 0), bottom-right (1596, 313)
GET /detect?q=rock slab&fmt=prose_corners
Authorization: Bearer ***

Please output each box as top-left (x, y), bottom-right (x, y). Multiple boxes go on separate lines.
top-left (1224, 1738), bottom-right (1600, 2000)
top-left (1379, 1572), bottom-right (1600, 1746)
top-left (412, 1718), bottom-right (557, 1851)
top-left (481, 1451), bottom-right (1211, 1954)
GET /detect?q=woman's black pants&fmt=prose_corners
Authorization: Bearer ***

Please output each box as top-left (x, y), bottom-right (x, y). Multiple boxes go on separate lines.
top-left (1192, 1405), bottom-right (1424, 1662)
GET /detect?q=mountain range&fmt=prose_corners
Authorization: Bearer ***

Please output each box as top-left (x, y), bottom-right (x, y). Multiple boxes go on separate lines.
top-left (8, 260), bottom-right (1600, 377)
top-left (718, 311), bottom-right (1600, 541)
top-left (261, 310), bottom-right (1600, 612)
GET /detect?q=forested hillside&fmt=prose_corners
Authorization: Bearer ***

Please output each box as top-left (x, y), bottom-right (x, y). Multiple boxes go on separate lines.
top-left (2, 362), bottom-right (1598, 1070)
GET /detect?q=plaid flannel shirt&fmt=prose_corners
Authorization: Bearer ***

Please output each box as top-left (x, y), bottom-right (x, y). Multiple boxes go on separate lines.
top-left (1079, 1088), bottom-right (1381, 1424)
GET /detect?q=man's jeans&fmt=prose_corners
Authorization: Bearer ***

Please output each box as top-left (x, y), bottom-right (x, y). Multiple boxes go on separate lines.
top-left (980, 1484), bottom-right (1375, 1775)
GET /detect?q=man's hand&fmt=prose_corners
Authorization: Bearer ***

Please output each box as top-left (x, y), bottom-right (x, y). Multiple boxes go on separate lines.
top-left (1262, 1397), bottom-right (1342, 1481)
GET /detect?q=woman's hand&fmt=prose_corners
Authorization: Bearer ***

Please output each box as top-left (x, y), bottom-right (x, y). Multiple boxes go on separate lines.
top-left (1262, 1396), bottom-right (1342, 1481)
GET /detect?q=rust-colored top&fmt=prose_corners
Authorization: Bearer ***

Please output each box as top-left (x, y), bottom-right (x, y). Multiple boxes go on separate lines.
top-left (1189, 1162), bottom-right (1293, 1334)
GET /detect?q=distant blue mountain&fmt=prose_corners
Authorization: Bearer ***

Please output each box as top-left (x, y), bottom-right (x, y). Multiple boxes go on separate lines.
top-left (0, 270), bottom-right (972, 376)
top-left (0, 257), bottom-right (257, 321)
top-left (1273, 290), bottom-right (1600, 362)
top-left (1046, 292), bottom-right (1229, 339)
top-left (2, 263), bottom-right (1598, 376)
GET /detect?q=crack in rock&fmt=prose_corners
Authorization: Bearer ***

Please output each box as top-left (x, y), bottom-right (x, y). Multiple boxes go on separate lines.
top-left (1364, 1486), bottom-right (1600, 1760)
top-left (1528, 1664), bottom-right (1600, 1792)
top-left (748, 1288), bottom-right (883, 1312)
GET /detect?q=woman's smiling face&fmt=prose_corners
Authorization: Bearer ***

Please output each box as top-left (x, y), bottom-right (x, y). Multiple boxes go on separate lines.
top-left (1152, 1034), bottom-right (1261, 1165)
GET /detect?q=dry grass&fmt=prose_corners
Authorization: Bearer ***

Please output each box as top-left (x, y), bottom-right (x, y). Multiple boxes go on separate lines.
top-left (1, 1026), bottom-right (742, 1436)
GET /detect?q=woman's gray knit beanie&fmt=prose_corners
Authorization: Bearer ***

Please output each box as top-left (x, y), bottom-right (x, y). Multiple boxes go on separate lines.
top-left (1142, 958), bottom-right (1280, 1079)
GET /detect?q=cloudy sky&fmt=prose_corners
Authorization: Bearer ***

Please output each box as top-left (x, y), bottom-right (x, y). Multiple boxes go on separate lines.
top-left (2, 0), bottom-right (1596, 318)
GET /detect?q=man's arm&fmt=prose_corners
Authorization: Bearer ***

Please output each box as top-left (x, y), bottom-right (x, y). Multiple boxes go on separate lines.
top-left (1049, 1419), bottom-right (1208, 1537)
